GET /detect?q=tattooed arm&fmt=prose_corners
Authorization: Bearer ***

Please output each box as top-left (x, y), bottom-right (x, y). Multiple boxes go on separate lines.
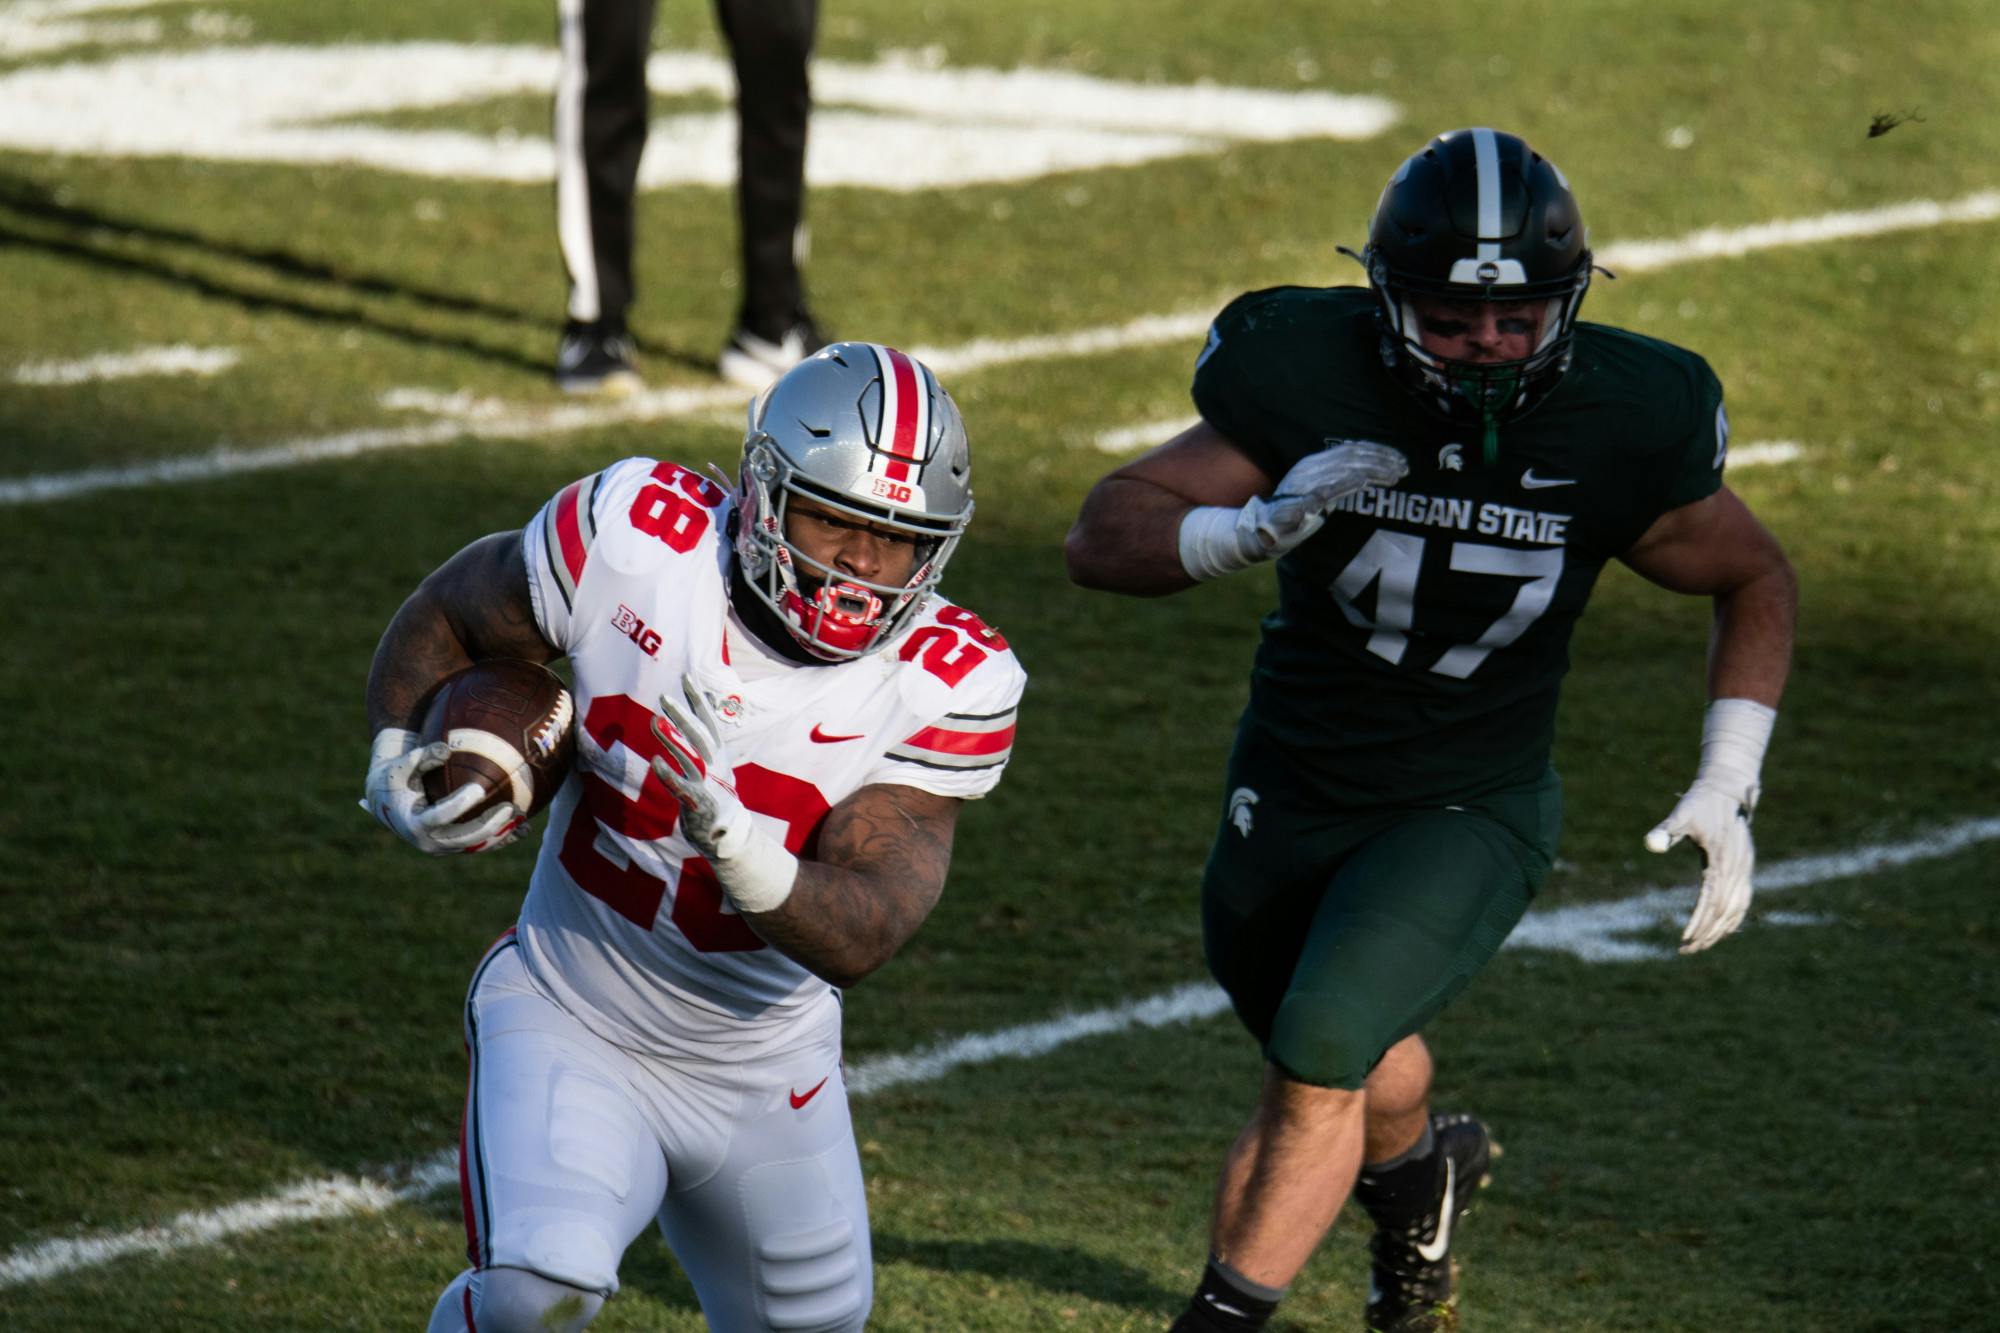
top-left (743, 783), bottom-right (961, 988)
top-left (365, 532), bottom-right (559, 734)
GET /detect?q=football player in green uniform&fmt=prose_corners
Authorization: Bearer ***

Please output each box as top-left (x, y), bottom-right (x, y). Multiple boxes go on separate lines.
top-left (1065, 128), bottom-right (1796, 1333)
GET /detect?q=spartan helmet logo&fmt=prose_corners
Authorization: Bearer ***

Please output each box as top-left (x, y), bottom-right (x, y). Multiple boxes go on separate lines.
top-left (1228, 787), bottom-right (1259, 838)
top-left (1438, 443), bottom-right (1465, 471)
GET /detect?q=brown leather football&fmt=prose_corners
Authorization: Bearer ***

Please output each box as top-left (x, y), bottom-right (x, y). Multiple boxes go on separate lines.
top-left (418, 659), bottom-right (576, 820)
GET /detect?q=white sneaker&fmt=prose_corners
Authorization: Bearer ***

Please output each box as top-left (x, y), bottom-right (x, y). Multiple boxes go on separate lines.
top-left (717, 321), bottom-right (822, 390)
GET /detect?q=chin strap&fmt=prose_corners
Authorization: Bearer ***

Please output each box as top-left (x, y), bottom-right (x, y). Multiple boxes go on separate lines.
top-left (1481, 409), bottom-right (1500, 467)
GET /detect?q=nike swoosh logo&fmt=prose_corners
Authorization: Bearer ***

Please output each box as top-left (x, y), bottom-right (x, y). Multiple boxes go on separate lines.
top-left (809, 724), bottom-right (864, 744)
top-left (1417, 1157), bottom-right (1456, 1261)
top-left (790, 1077), bottom-right (830, 1109)
top-left (1520, 469), bottom-right (1577, 489)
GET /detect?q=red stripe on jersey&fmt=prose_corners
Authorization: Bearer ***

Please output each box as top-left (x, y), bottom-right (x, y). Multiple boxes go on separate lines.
top-left (552, 479), bottom-right (589, 585)
top-left (884, 348), bottom-right (920, 482)
top-left (902, 722), bottom-right (1016, 756)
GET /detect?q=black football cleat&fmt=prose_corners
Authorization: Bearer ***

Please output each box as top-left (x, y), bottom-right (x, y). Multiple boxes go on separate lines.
top-left (1363, 1113), bottom-right (1493, 1333)
top-left (555, 322), bottom-right (641, 396)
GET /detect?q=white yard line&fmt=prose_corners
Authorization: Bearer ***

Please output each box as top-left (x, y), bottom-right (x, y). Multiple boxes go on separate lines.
top-left (1505, 815), bottom-right (2000, 963)
top-left (844, 981), bottom-right (1231, 1096)
top-left (11, 345), bottom-right (240, 386)
top-left (0, 384), bottom-right (747, 505)
top-left (1728, 441), bottom-right (1803, 467)
top-left (1594, 191), bottom-right (2000, 272)
top-left (5, 190), bottom-right (1992, 507)
top-left (0, 1153), bottom-right (459, 1288)
top-left (4, 813), bottom-right (1994, 1288)
top-left (1092, 415), bottom-right (1200, 453)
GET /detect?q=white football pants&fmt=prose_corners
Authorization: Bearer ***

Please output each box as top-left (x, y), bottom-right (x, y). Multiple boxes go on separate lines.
top-left (429, 934), bottom-right (871, 1332)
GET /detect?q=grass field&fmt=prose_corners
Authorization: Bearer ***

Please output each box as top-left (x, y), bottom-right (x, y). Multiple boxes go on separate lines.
top-left (3, 0), bottom-right (1997, 1328)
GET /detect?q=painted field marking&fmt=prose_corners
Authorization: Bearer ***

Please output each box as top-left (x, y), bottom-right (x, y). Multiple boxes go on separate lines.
top-left (1595, 191), bottom-right (2000, 272)
top-left (1728, 441), bottom-right (1803, 467)
top-left (0, 313), bottom-right (1212, 506)
top-left (11, 345), bottom-right (240, 386)
top-left (1508, 815), bottom-right (2000, 962)
top-left (3, 814), bottom-right (1993, 1289)
top-left (2, 189), bottom-right (1989, 507)
top-left (0, 1153), bottom-right (459, 1288)
top-left (0, 383), bottom-right (747, 505)
top-left (0, 0), bottom-right (164, 58)
top-left (1092, 416), bottom-right (1200, 453)
top-left (0, 43), bottom-right (1395, 191)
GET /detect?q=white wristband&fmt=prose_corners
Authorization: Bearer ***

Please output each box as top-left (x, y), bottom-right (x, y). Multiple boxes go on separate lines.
top-left (706, 821), bottom-right (800, 915)
top-left (1178, 505), bottom-right (1258, 581)
top-left (1693, 698), bottom-right (1776, 801)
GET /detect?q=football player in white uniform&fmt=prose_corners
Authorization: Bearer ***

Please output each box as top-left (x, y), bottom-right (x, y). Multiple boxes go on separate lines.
top-left (362, 343), bottom-right (1026, 1333)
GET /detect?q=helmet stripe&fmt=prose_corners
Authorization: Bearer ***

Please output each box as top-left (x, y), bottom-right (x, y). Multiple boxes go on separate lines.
top-left (1471, 125), bottom-right (1501, 259)
top-left (877, 345), bottom-right (926, 483)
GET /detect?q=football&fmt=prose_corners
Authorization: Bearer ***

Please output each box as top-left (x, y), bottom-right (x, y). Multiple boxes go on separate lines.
top-left (418, 659), bottom-right (577, 821)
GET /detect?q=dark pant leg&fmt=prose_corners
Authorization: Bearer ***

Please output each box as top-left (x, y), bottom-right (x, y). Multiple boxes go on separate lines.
top-left (1264, 807), bottom-right (1545, 1087)
top-left (1204, 775), bottom-right (1560, 1089)
top-left (714, 0), bottom-right (816, 336)
top-left (556, 0), bottom-right (657, 327)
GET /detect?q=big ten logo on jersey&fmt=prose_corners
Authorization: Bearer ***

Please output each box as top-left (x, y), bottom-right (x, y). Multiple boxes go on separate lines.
top-left (899, 606), bottom-right (1008, 687)
top-left (612, 604), bottom-right (661, 656)
top-left (870, 478), bottom-right (914, 504)
top-left (628, 461), bottom-right (728, 554)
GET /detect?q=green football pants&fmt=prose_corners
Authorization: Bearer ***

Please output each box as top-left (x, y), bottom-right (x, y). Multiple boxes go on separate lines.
top-left (1201, 767), bottom-right (1561, 1089)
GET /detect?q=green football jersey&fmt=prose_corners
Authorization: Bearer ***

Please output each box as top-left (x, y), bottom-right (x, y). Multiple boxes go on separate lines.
top-left (1193, 285), bottom-right (1727, 808)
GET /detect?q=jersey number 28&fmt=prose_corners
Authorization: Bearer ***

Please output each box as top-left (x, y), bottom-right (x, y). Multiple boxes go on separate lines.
top-left (558, 694), bottom-right (829, 952)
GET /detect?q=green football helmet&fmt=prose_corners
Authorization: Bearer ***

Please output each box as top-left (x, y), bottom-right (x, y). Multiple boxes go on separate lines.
top-left (1355, 128), bottom-right (1594, 431)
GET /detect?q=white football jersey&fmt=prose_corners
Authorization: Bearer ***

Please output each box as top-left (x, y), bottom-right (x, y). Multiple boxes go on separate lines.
top-left (515, 457), bottom-right (1026, 1061)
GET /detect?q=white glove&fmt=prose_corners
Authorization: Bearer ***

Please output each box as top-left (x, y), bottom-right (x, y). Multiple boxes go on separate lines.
top-left (1647, 781), bottom-right (1757, 953)
top-left (1645, 699), bottom-right (1776, 954)
top-left (649, 677), bottom-right (797, 914)
top-left (1179, 441), bottom-right (1409, 580)
top-left (360, 727), bottom-right (522, 855)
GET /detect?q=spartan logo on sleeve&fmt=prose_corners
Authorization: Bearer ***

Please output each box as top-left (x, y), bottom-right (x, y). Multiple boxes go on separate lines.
top-left (1228, 787), bottom-right (1259, 837)
top-left (1713, 403), bottom-right (1731, 469)
top-left (1196, 325), bottom-right (1223, 372)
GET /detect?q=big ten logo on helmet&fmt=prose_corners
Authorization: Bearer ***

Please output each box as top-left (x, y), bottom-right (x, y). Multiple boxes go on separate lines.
top-left (870, 478), bottom-right (914, 503)
top-left (612, 604), bottom-right (661, 657)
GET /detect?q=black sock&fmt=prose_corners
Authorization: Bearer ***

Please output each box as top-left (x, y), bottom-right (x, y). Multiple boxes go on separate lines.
top-left (1355, 1121), bottom-right (1441, 1227)
top-left (1169, 1255), bottom-right (1284, 1332)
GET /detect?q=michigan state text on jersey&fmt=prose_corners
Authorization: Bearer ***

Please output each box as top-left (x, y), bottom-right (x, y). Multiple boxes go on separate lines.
top-left (1195, 283), bottom-right (1725, 809)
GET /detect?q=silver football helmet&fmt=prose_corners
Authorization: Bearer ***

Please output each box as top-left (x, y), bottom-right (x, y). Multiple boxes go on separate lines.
top-left (734, 342), bottom-right (974, 660)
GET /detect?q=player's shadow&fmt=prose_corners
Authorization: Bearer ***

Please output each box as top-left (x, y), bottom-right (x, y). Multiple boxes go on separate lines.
top-left (871, 1232), bottom-right (1184, 1315)
top-left (0, 172), bottom-right (712, 378)
top-left (519, 1226), bottom-right (1185, 1322)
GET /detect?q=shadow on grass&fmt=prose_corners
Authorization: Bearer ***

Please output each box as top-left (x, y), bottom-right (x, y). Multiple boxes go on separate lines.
top-left (410, 1190), bottom-right (1182, 1320)
top-left (874, 1231), bottom-right (1184, 1315)
top-left (0, 173), bottom-right (713, 379)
